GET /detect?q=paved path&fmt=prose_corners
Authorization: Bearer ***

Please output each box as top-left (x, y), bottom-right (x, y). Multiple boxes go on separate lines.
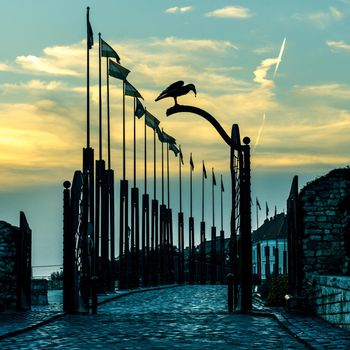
top-left (0, 285), bottom-right (307, 349)
top-left (1, 285), bottom-right (350, 349)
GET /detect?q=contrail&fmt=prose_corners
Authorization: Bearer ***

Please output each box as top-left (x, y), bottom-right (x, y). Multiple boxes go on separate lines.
top-left (253, 112), bottom-right (266, 153)
top-left (273, 37), bottom-right (286, 79)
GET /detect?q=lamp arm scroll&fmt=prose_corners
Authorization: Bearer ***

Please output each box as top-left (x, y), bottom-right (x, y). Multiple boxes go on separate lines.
top-left (166, 105), bottom-right (231, 146)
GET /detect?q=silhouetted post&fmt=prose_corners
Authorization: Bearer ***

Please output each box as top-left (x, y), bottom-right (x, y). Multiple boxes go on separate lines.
top-left (141, 107), bottom-right (149, 286)
top-left (151, 127), bottom-right (158, 285)
top-left (240, 137), bottom-right (252, 312)
top-left (91, 275), bottom-right (98, 314)
top-left (131, 98), bottom-right (140, 288)
top-left (227, 273), bottom-right (234, 313)
top-left (188, 153), bottom-right (195, 284)
top-left (63, 180), bottom-right (74, 313)
top-left (200, 161), bottom-right (207, 284)
top-left (274, 242), bottom-right (279, 276)
top-left (265, 245), bottom-right (270, 279)
top-left (178, 147), bottom-right (184, 284)
top-left (220, 175), bottom-right (225, 284)
top-left (257, 242), bottom-right (262, 280)
top-left (211, 168), bottom-right (217, 285)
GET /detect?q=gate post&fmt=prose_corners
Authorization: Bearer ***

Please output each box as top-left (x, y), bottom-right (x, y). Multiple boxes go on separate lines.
top-left (63, 180), bottom-right (75, 313)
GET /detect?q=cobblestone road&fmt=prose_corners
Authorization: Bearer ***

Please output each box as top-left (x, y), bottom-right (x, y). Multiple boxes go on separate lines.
top-left (0, 285), bottom-right (308, 349)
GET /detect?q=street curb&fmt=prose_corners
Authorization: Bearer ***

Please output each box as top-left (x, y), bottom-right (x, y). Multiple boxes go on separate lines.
top-left (0, 284), bottom-right (181, 341)
top-left (255, 311), bottom-right (315, 350)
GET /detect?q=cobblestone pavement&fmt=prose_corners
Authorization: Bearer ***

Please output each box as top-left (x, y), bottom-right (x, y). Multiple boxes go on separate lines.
top-left (0, 285), bottom-right (308, 349)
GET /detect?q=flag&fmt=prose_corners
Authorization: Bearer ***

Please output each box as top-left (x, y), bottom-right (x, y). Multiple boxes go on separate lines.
top-left (169, 143), bottom-right (180, 156)
top-left (109, 60), bottom-right (130, 81)
top-left (125, 80), bottom-right (143, 99)
top-left (190, 153), bottom-right (194, 171)
top-left (221, 176), bottom-right (224, 192)
top-left (266, 202), bottom-right (269, 217)
top-left (135, 98), bottom-right (145, 119)
top-left (101, 38), bottom-right (120, 62)
top-left (179, 146), bottom-right (184, 165)
top-left (212, 169), bottom-right (216, 186)
top-left (203, 162), bottom-right (207, 179)
top-left (256, 198), bottom-right (261, 210)
top-left (158, 129), bottom-right (176, 144)
top-left (145, 110), bottom-right (160, 130)
top-left (87, 8), bottom-right (94, 49)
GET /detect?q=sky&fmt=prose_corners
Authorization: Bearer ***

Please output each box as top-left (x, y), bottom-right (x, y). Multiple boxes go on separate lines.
top-left (0, 0), bottom-right (349, 276)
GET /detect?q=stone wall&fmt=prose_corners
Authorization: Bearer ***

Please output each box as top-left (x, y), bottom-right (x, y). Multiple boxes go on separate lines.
top-left (309, 275), bottom-right (350, 330)
top-left (0, 221), bottom-right (19, 311)
top-left (300, 168), bottom-right (350, 280)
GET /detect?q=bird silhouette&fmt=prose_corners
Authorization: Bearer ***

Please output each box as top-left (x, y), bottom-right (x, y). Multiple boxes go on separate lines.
top-left (155, 80), bottom-right (196, 105)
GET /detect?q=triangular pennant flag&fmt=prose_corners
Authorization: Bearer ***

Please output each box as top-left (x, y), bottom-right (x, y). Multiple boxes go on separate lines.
top-left (190, 153), bottom-right (194, 171)
top-left (135, 98), bottom-right (145, 119)
top-left (125, 80), bottom-right (143, 99)
top-left (145, 110), bottom-right (160, 130)
top-left (203, 161), bottom-right (207, 179)
top-left (87, 8), bottom-right (94, 49)
top-left (256, 197), bottom-right (261, 210)
top-left (169, 143), bottom-right (180, 156)
top-left (212, 169), bottom-right (216, 186)
top-left (101, 38), bottom-right (120, 62)
top-left (179, 146), bottom-right (184, 165)
top-left (109, 60), bottom-right (130, 81)
top-left (158, 130), bottom-right (176, 144)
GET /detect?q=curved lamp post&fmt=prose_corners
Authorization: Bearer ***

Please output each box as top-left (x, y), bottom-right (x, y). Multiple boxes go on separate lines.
top-left (166, 104), bottom-right (252, 312)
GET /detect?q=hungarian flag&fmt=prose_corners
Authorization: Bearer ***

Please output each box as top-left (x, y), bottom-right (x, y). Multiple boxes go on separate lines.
top-left (145, 110), bottom-right (160, 130)
top-left (221, 176), bottom-right (224, 192)
top-left (135, 98), bottom-right (145, 119)
top-left (87, 8), bottom-right (94, 49)
top-left (125, 80), bottom-right (143, 99)
top-left (203, 162), bottom-right (207, 179)
top-left (190, 153), bottom-right (194, 171)
top-left (212, 169), bottom-right (216, 186)
top-left (169, 143), bottom-right (180, 156)
top-left (158, 130), bottom-right (176, 144)
top-left (101, 38), bottom-right (120, 62)
top-left (109, 59), bottom-right (130, 81)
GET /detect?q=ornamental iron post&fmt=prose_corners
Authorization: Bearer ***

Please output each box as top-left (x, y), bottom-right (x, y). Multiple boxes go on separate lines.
top-left (166, 104), bottom-right (252, 312)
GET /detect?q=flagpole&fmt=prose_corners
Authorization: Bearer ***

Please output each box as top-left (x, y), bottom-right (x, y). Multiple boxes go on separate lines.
top-left (154, 126), bottom-right (156, 199)
top-left (202, 161), bottom-right (204, 222)
top-left (256, 200), bottom-right (259, 230)
top-left (144, 108), bottom-right (147, 194)
top-left (212, 168), bottom-right (215, 227)
top-left (221, 175), bottom-right (223, 231)
top-left (179, 146), bottom-right (182, 213)
top-left (161, 135), bottom-right (164, 205)
top-left (98, 33), bottom-right (102, 161)
top-left (86, 7), bottom-right (91, 148)
top-left (106, 58), bottom-right (111, 170)
top-left (167, 143), bottom-right (170, 208)
top-left (123, 81), bottom-right (126, 180)
top-left (190, 153), bottom-right (193, 217)
top-left (133, 98), bottom-right (136, 188)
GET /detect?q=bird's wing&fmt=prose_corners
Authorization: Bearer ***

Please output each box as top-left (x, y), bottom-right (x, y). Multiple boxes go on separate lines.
top-left (157, 80), bottom-right (184, 98)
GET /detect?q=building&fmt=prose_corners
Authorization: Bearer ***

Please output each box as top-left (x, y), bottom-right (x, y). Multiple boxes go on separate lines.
top-left (252, 213), bottom-right (288, 279)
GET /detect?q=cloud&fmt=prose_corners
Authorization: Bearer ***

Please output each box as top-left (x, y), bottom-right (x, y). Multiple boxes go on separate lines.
top-left (0, 62), bottom-right (12, 72)
top-left (293, 6), bottom-right (344, 28)
top-left (205, 6), bottom-right (252, 19)
top-left (253, 58), bottom-right (278, 89)
top-left (151, 36), bottom-right (238, 52)
top-left (15, 42), bottom-right (86, 76)
top-left (165, 6), bottom-right (192, 14)
top-left (295, 83), bottom-right (350, 99)
top-left (327, 40), bottom-right (350, 51)
top-left (1, 79), bottom-right (64, 91)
